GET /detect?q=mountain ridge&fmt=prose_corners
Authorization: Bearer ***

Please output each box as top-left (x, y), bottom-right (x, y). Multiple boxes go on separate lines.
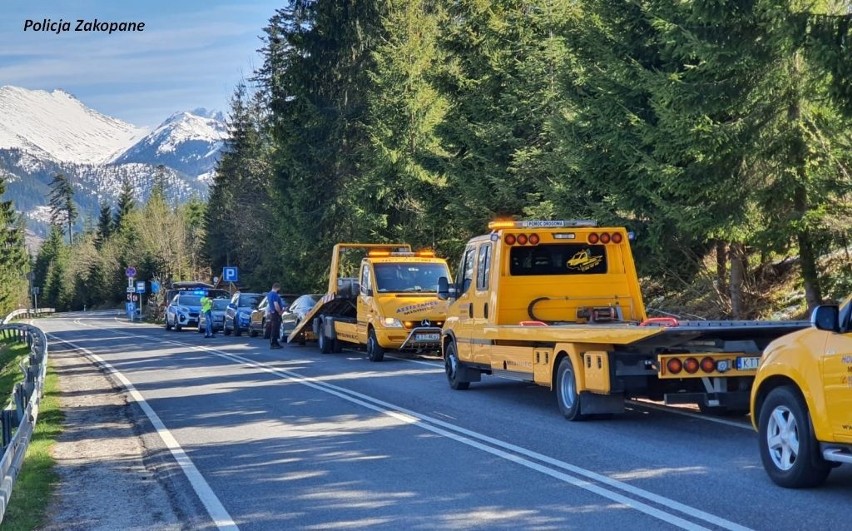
top-left (0, 86), bottom-right (227, 240)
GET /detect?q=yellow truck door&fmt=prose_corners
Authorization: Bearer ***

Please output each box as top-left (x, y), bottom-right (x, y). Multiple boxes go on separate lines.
top-left (823, 334), bottom-right (852, 441)
top-left (450, 245), bottom-right (478, 361)
top-left (356, 262), bottom-right (374, 344)
top-left (471, 242), bottom-right (494, 366)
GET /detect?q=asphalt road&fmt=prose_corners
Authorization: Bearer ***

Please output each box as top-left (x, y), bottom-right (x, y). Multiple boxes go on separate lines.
top-left (37, 312), bottom-right (852, 530)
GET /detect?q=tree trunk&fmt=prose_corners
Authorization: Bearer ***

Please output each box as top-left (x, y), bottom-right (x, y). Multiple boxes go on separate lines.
top-left (798, 229), bottom-right (821, 312)
top-left (715, 240), bottom-right (727, 295)
top-left (729, 242), bottom-right (745, 319)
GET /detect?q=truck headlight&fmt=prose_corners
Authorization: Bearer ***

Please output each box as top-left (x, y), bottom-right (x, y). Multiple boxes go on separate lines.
top-left (383, 317), bottom-right (403, 328)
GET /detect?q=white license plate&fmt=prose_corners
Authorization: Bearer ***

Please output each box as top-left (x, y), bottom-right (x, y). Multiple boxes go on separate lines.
top-left (736, 357), bottom-right (761, 370)
top-left (414, 333), bottom-right (440, 342)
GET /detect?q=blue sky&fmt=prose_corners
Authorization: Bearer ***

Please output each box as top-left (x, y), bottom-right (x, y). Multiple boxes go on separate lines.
top-left (1, 1), bottom-right (280, 128)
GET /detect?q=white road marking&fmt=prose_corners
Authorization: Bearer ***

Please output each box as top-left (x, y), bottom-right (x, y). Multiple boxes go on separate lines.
top-left (47, 333), bottom-right (239, 531)
top-left (68, 316), bottom-right (754, 530)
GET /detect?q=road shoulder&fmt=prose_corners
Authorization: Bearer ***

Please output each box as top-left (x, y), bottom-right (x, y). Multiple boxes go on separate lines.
top-left (40, 346), bottom-right (191, 530)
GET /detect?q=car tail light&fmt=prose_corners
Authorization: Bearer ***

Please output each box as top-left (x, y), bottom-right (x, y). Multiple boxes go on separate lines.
top-left (505, 234), bottom-right (516, 245)
top-left (600, 233), bottom-right (611, 244)
top-left (517, 234), bottom-right (528, 245)
top-left (588, 233), bottom-right (599, 244)
top-left (684, 357), bottom-right (699, 374)
top-left (528, 233), bottom-right (540, 245)
top-left (611, 232), bottom-right (623, 243)
top-left (701, 357), bottom-right (716, 373)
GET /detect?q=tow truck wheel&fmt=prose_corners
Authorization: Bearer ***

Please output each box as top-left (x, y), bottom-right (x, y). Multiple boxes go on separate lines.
top-left (758, 386), bottom-right (830, 488)
top-left (556, 357), bottom-right (584, 421)
top-left (444, 341), bottom-right (469, 390)
top-left (318, 320), bottom-right (333, 354)
top-left (367, 329), bottom-right (384, 362)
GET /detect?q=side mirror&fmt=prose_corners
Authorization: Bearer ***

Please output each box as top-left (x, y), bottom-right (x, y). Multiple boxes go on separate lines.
top-left (811, 305), bottom-right (840, 332)
top-left (438, 277), bottom-right (457, 300)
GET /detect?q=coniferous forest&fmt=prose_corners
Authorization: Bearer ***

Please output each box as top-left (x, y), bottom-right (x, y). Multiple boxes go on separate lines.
top-left (6, 1), bottom-right (852, 320)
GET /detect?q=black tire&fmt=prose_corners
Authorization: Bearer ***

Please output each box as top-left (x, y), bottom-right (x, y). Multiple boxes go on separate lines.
top-left (223, 319), bottom-right (232, 336)
top-left (165, 317), bottom-right (172, 331)
top-left (235, 320), bottom-right (243, 337)
top-left (556, 357), bottom-right (584, 421)
top-left (174, 323), bottom-right (182, 332)
top-left (444, 341), bottom-right (470, 390)
top-left (197, 323), bottom-right (204, 333)
top-left (318, 320), bottom-right (333, 354)
top-left (758, 386), bottom-right (831, 488)
top-left (367, 329), bottom-right (384, 362)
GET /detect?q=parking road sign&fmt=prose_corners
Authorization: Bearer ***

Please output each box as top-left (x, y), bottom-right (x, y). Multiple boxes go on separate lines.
top-left (223, 267), bottom-right (239, 283)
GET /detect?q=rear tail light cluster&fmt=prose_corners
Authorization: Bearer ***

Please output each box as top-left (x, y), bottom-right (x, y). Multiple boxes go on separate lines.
top-left (587, 232), bottom-right (623, 244)
top-left (505, 233), bottom-right (540, 245)
top-left (665, 356), bottom-right (730, 375)
top-left (504, 231), bottom-right (624, 246)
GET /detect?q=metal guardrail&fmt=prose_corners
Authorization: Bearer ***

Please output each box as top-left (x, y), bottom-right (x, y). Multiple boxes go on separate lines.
top-left (1, 308), bottom-right (55, 325)
top-left (0, 313), bottom-right (50, 523)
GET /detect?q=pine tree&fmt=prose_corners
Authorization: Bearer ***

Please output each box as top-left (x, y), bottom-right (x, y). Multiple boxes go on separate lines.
top-left (113, 178), bottom-right (135, 231)
top-left (0, 172), bottom-right (29, 313)
top-left (48, 172), bottom-right (78, 245)
top-left (256, 0), bottom-right (385, 291)
top-left (433, 0), bottom-right (578, 250)
top-left (96, 201), bottom-right (113, 247)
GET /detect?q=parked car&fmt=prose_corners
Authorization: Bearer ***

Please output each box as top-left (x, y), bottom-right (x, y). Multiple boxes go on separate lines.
top-left (224, 292), bottom-right (263, 337)
top-left (249, 294), bottom-right (291, 338)
top-left (165, 292), bottom-right (205, 331)
top-left (280, 294), bottom-right (321, 344)
top-left (156, 282), bottom-right (229, 323)
top-left (197, 298), bottom-right (230, 334)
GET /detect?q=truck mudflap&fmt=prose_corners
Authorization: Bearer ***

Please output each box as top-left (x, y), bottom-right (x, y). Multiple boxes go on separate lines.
top-left (399, 326), bottom-right (443, 351)
top-left (580, 392), bottom-right (625, 415)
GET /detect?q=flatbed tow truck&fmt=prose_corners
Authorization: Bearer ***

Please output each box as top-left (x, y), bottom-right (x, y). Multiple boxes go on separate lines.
top-left (287, 243), bottom-right (452, 361)
top-left (437, 220), bottom-right (810, 419)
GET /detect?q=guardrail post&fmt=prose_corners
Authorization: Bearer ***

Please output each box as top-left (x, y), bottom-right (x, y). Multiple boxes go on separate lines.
top-left (12, 384), bottom-right (24, 425)
top-left (0, 410), bottom-right (13, 449)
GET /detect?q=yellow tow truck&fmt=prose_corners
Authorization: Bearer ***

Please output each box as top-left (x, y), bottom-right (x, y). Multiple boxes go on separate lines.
top-left (438, 220), bottom-right (809, 419)
top-left (750, 300), bottom-right (852, 487)
top-left (287, 243), bottom-right (452, 361)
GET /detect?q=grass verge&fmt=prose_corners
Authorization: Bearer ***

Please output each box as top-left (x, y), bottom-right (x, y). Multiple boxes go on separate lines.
top-left (0, 339), bottom-right (62, 530)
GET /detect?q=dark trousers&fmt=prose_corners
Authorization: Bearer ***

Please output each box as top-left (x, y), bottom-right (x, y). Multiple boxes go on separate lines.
top-left (269, 312), bottom-right (282, 346)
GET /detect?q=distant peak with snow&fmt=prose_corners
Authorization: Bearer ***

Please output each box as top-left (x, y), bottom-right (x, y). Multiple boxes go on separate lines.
top-left (111, 108), bottom-right (227, 176)
top-left (0, 85), bottom-right (147, 164)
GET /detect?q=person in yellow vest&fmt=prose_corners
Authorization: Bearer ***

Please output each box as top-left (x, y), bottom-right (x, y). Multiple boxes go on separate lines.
top-left (201, 293), bottom-right (215, 338)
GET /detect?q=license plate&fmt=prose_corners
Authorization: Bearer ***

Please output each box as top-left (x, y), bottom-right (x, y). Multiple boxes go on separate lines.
top-left (414, 333), bottom-right (440, 342)
top-left (736, 356), bottom-right (760, 370)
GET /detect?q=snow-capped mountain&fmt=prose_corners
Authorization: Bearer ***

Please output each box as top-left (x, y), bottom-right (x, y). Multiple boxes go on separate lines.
top-left (0, 86), bottom-right (147, 164)
top-left (112, 110), bottom-right (227, 178)
top-left (0, 86), bottom-right (228, 239)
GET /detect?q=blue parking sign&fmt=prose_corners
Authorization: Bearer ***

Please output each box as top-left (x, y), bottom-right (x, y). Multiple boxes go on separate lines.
top-left (223, 267), bottom-right (239, 283)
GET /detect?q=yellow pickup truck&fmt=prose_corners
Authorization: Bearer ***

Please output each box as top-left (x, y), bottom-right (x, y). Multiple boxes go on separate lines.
top-left (751, 300), bottom-right (852, 487)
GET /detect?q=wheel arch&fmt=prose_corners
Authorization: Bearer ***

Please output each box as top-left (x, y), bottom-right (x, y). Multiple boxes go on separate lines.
top-left (551, 347), bottom-right (587, 393)
top-left (753, 375), bottom-right (807, 430)
top-left (441, 331), bottom-right (457, 360)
